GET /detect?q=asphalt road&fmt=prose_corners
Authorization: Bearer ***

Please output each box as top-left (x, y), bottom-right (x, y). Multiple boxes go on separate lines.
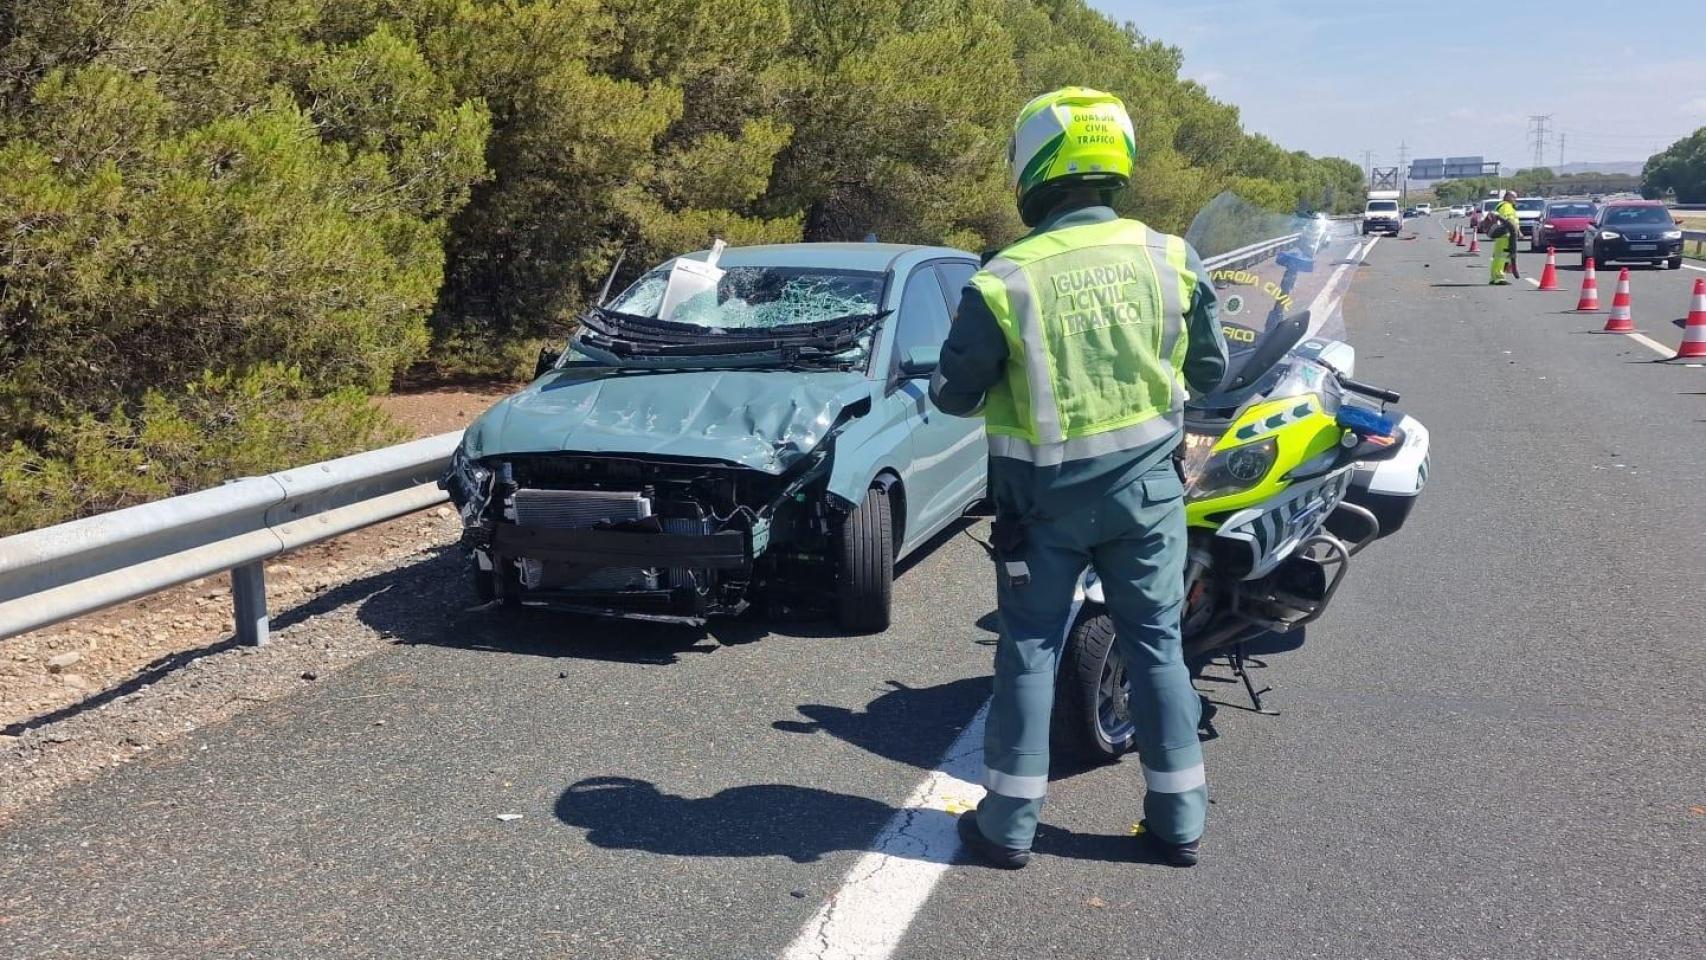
top-left (3, 216), bottom-right (1703, 960)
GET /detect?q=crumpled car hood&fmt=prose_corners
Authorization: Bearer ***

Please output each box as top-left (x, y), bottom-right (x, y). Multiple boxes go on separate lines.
top-left (463, 369), bottom-right (870, 474)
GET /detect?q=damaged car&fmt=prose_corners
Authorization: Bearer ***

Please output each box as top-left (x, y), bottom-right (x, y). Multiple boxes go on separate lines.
top-left (443, 240), bottom-right (988, 632)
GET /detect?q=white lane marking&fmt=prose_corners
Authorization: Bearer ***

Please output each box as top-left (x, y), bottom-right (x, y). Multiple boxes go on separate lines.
top-left (1624, 331), bottom-right (1676, 359)
top-left (1683, 263), bottom-right (1706, 273)
top-left (1523, 277), bottom-right (1539, 286)
top-left (1304, 236), bottom-right (1376, 334)
top-left (781, 705), bottom-right (988, 960)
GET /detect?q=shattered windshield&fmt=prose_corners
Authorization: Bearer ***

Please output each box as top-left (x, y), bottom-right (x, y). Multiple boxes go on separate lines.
top-left (607, 264), bottom-right (886, 330)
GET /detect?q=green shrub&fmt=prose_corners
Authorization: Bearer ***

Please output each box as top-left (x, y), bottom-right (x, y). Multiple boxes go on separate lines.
top-left (0, 365), bottom-right (406, 536)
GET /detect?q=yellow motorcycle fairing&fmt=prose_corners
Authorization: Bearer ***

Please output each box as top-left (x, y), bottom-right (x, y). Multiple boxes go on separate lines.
top-left (1183, 393), bottom-right (1343, 530)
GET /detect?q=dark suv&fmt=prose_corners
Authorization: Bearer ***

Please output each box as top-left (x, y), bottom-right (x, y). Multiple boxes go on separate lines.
top-left (1582, 201), bottom-right (1684, 269)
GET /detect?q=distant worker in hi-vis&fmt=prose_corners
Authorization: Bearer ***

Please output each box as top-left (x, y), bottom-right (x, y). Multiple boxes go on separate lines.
top-left (1489, 190), bottom-right (1521, 285)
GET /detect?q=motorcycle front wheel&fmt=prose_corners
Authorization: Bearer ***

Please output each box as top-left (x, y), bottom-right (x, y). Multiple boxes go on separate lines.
top-left (1050, 611), bottom-right (1136, 764)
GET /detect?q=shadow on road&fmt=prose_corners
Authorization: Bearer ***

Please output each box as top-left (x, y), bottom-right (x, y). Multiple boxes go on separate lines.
top-left (773, 676), bottom-right (992, 770)
top-left (6, 549), bottom-right (454, 735)
top-left (353, 517), bottom-right (986, 666)
top-left (553, 775), bottom-right (1145, 866)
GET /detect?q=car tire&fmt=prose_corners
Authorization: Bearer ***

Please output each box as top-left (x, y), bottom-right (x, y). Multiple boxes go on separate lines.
top-left (1050, 610), bottom-right (1136, 765)
top-left (1668, 255), bottom-right (1683, 270)
top-left (835, 484), bottom-right (894, 634)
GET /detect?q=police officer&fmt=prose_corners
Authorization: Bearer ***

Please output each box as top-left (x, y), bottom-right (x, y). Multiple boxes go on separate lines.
top-left (1489, 190), bottom-right (1521, 285)
top-left (930, 88), bottom-right (1228, 869)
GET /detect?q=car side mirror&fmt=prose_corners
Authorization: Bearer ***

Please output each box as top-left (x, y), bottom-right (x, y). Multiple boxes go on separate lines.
top-left (899, 345), bottom-right (940, 378)
top-left (535, 346), bottom-right (562, 378)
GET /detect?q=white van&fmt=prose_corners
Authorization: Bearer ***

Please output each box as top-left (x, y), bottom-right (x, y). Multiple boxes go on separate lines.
top-left (1363, 191), bottom-right (1402, 236)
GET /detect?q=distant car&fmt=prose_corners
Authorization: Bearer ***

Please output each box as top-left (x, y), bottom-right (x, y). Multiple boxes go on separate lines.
top-left (1581, 200), bottom-right (1684, 269)
top-left (1513, 197), bottom-right (1545, 240)
top-left (1449, 204), bottom-right (1467, 217)
top-left (443, 241), bottom-right (989, 631)
top-left (1416, 203), bottom-right (1432, 215)
top-left (1477, 199), bottom-right (1503, 235)
top-left (1531, 200), bottom-right (1596, 252)
top-left (1403, 206), bottom-right (1418, 218)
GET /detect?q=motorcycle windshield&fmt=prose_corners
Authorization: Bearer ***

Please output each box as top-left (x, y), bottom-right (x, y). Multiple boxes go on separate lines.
top-left (1184, 192), bottom-right (1363, 404)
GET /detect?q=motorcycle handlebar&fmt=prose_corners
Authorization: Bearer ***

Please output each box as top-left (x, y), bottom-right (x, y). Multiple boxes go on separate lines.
top-left (1338, 376), bottom-right (1401, 404)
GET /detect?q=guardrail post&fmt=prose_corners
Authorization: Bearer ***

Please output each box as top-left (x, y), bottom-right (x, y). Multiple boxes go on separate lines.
top-left (231, 562), bottom-right (269, 646)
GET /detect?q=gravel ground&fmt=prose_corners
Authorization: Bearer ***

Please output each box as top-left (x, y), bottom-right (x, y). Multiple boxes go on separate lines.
top-left (0, 382), bottom-right (511, 822)
top-left (0, 516), bottom-right (467, 823)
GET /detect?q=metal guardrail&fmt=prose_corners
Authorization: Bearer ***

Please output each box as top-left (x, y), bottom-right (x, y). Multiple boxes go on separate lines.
top-left (0, 232), bottom-right (1309, 646)
top-left (0, 433), bottom-right (460, 644)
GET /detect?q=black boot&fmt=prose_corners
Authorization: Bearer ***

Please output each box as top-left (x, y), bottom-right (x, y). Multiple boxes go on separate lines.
top-left (956, 810), bottom-right (1030, 870)
top-left (1136, 820), bottom-right (1200, 867)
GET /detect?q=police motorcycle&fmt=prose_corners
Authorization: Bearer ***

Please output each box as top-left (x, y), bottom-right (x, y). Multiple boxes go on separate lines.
top-left (1050, 193), bottom-right (1431, 762)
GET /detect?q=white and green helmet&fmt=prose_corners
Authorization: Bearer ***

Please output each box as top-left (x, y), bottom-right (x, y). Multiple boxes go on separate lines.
top-left (1009, 87), bottom-right (1137, 208)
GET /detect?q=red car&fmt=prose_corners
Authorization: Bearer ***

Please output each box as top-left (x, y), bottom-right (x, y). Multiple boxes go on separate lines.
top-left (1531, 200), bottom-right (1596, 252)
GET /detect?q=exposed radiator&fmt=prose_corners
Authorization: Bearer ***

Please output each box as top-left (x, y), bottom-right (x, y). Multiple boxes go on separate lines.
top-left (513, 488), bottom-right (655, 592)
top-left (662, 516), bottom-right (712, 590)
top-left (511, 488), bottom-right (650, 528)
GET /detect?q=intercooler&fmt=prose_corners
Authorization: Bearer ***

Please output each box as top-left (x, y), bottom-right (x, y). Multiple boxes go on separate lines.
top-left (509, 489), bottom-right (708, 592)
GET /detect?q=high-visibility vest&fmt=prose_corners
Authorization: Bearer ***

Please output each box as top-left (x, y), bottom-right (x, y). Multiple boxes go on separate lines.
top-left (972, 217), bottom-right (1195, 467)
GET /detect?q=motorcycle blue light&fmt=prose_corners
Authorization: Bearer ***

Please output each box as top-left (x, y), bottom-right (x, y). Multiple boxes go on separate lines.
top-left (1337, 406), bottom-right (1395, 437)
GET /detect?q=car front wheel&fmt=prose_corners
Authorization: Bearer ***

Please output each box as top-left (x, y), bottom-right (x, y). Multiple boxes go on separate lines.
top-left (1668, 255), bottom-right (1683, 270)
top-left (835, 484), bottom-right (894, 634)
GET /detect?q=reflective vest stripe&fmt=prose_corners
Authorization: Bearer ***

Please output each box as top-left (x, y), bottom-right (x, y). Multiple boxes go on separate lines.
top-left (985, 413), bottom-right (1180, 466)
top-left (989, 257), bottom-right (1065, 443)
top-left (1162, 233), bottom-right (1194, 367)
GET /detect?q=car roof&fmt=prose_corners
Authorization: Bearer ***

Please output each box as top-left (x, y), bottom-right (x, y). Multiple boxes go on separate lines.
top-left (1599, 199), bottom-right (1665, 208)
top-left (672, 242), bottom-right (975, 272)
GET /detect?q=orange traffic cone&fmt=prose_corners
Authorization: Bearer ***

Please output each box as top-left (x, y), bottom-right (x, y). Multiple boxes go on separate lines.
top-left (1675, 277), bottom-right (1706, 360)
top-left (1467, 232), bottom-right (1480, 254)
top-left (1537, 247), bottom-right (1560, 290)
top-left (1576, 258), bottom-right (1600, 311)
top-left (1603, 268), bottom-right (1634, 332)
top-left (1454, 228), bottom-right (1465, 247)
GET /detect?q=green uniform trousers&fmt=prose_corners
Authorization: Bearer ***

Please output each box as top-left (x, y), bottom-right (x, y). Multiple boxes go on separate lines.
top-left (975, 462), bottom-right (1208, 850)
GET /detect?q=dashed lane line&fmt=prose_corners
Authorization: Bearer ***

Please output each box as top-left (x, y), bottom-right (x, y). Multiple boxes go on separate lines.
top-left (1625, 331), bottom-right (1679, 359)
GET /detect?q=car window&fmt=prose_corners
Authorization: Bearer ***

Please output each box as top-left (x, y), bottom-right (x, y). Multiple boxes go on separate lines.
top-left (1603, 206), bottom-right (1673, 226)
top-left (892, 266), bottom-right (953, 371)
top-left (606, 263), bottom-right (886, 329)
top-left (1367, 201), bottom-right (1397, 212)
top-left (1547, 203), bottom-right (1594, 217)
top-left (934, 262), bottom-right (977, 309)
top-left (1515, 199), bottom-right (1545, 212)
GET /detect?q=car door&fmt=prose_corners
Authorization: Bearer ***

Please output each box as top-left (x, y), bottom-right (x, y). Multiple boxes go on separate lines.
top-left (889, 261), bottom-right (984, 549)
top-left (929, 260), bottom-right (989, 510)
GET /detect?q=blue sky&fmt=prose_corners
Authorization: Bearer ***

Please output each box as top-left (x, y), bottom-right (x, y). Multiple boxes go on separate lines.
top-left (1089, 1), bottom-right (1706, 169)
